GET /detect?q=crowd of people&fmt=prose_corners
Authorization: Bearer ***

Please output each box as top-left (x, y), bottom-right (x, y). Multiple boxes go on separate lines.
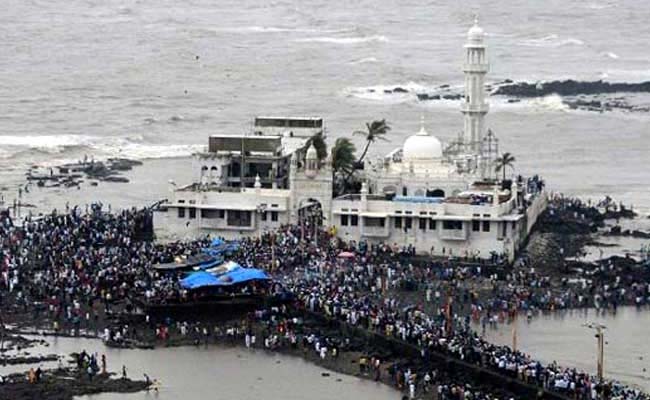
top-left (1, 200), bottom-right (649, 400)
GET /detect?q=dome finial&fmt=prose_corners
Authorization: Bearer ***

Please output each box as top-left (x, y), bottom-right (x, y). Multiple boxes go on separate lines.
top-left (417, 116), bottom-right (428, 136)
top-left (474, 14), bottom-right (479, 27)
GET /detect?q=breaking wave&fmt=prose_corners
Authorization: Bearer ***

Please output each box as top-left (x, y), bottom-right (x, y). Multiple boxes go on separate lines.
top-left (0, 134), bottom-right (204, 165)
top-left (295, 35), bottom-right (388, 45)
top-left (341, 82), bottom-right (431, 103)
top-left (519, 34), bottom-right (584, 47)
top-left (603, 52), bottom-right (619, 59)
top-left (209, 26), bottom-right (346, 34)
top-left (350, 57), bottom-right (379, 64)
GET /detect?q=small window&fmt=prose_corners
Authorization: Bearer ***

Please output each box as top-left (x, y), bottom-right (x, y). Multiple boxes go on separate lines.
top-left (189, 208), bottom-right (196, 219)
top-left (261, 212), bottom-right (267, 221)
top-left (482, 221), bottom-right (491, 232)
top-left (405, 218), bottom-right (412, 229)
top-left (178, 208), bottom-right (185, 218)
top-left (178, 199), bottom-right (185, 204)
top-left (472, 220), bottom-right (481, 232)
top-left (429, 219), bottom-right (436, 230)
top-left (443, 220), bottom-right (462, 230)
top-left (341, 215), bottom-right (349, 226)
top-left (350, 215), bottom-right (358, 226)
top-left (402, 187), bottom-right (407, 196)
top-left (419, 218), bottom-right (427, 230)
top-left (218, 210), bottom-right (225, 219)
top-left (394, 217), bottom-right (402, 229)
top-left (271, 211), bottom-right (278, 222)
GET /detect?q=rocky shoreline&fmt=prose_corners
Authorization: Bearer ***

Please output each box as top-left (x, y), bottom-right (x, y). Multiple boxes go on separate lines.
top-left (366, 79), bottom-right (650, 113)
top-left (0, 366), bottom-right (149, 400)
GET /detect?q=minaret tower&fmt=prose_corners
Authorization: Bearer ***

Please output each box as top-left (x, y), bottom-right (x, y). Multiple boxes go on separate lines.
top-left (461, 17), bottom-right (489, 155)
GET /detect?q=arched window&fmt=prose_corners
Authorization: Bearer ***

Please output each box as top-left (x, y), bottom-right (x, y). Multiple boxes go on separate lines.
top-left (402, 187), bottom-right (408, 196)
top-left (210, 166), bottom-right (219, 183)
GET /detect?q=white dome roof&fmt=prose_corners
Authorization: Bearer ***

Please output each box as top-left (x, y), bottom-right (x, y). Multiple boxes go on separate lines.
top-left (403, 126), bottom-right (443, 160)
top-left (467, 18), bottom-right (485, 42)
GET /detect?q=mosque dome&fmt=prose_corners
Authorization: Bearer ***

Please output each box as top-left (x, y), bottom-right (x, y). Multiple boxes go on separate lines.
top-left (403, 126), bottom-right (443, 160)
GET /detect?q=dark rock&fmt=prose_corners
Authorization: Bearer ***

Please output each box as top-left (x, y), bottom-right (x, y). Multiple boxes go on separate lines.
top-left (493, 79), bottom-right (650, 97)
top-left (392, 87), bottom-right (408, 93)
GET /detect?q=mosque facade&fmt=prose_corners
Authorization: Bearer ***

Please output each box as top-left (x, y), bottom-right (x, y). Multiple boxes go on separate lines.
top-left (154, 21), bottom-right (548, 261)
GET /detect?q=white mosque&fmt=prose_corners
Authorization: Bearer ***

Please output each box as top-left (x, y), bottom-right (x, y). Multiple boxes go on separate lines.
top-left (154, 20), bottom-right (548, 261)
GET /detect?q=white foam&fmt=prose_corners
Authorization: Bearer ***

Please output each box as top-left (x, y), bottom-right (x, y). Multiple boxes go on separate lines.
top-left (295, 35), bottom-right (388, 45)
top-left (0, 134), bottom-right (200, 163)
top-left (603, 52), bottom-right (619, 59)
top-left (350, 57), bottom-right (379, 64)
top-left (342, 82), bottom-right (430, 103)
top-left (519, 34), bottom-right (584, 48)
top-left (0, 134), bottom-right (96, 148)
top-left (112, 143), bottom-right (205, 160)
top-left (211, 26), bottom-right (344, 34)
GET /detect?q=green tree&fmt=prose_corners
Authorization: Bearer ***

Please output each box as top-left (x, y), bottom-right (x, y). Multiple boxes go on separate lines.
top-left (353, 119), bottom-right (391, 165)
top-left (494, 152), bottom-right (516, 182)
top-left (331, 138), bottom-right (356, 177)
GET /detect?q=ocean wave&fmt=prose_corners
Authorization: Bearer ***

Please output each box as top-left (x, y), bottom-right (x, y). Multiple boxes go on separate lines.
top-left (603, 52), bottom-right (619, 59)
top-left (350, 57), bottom-right (379, 64)
top-left (295, 35), bottom-right (388, 45)
top-left (210, 26), bottom-right (345, 34)
top-left (0, 134), bottom-right (201, 164)
top-left (519, 34), bottom-right (584, 48)
top-left (342, 82), bottom-right (429, 103)
top-left (0, 134), bottom-right (97, 148)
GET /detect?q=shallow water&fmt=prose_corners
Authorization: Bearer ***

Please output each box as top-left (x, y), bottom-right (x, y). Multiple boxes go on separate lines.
top-left (0, 336), bottom-right (400, 400)
top-left (479, 307), bottom-right (650, 392)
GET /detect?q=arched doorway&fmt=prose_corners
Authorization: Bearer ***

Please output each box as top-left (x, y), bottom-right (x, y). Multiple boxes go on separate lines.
top-left (298, 198), bottom-right (323, 243)
top-left (426, 188), bottom-right (445, 198)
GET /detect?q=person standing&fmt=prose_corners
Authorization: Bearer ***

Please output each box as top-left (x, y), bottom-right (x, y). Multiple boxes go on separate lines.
top-left (101, 354), bottom-right (107, 374)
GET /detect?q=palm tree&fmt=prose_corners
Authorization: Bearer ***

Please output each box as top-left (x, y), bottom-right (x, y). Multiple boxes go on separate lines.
top-left (494, 152), bottom-right (516, 182)
top-left (331, 138), bottom-right (356, 177)
top-left (353, 119), bottom-right (391, 166)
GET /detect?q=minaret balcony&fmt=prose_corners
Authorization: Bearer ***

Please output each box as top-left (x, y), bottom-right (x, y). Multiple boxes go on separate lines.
top-left (460, 103), bottom-right (489, 113)
top-left (462, 63), bottom-right (489, 73)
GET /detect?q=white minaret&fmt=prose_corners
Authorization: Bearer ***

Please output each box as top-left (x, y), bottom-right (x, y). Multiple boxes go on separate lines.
top-left (461, 17), bottom-right (489, 155)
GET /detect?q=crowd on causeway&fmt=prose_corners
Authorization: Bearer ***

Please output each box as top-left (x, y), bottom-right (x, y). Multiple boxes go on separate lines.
top-left (1, 199), bottom-right (649, 400)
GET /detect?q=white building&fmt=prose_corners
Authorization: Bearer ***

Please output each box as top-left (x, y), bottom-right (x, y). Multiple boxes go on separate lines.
top-left (154, 21), bottom-right (548, 261)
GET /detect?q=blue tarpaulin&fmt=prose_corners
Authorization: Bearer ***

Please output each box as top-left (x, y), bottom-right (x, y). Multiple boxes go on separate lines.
top-left (216, 267), bottom-right (269, 285)
top-left (210, 238), bottom-right (224, 247)
top-left (180, 271), bottom-right (221, 289)
top-left (180, 266), bottom-right (270, 290)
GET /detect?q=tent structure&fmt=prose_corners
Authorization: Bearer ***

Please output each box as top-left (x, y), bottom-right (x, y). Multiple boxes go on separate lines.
top-left (180, 265), bottom-right (270, 290)
top-left (217, 267), bottom-right (269, 286)
top-left (180, 271), bottom-right (220, 290)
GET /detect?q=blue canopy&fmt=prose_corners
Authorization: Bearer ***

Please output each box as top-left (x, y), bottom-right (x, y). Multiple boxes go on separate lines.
top-left (180, 267), bottom-right (270, 290)
top-left (180, 271), bottom-right (220, 290)
top-left (217, 267), bottom-right (269, 286)
top-left (210, 238), bottom-right (224, 247)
